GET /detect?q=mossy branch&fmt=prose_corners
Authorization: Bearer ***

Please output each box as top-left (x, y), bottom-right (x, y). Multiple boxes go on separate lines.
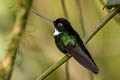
top-left (0, 0), bottom-right (32, 80)
top-left (36, 7), bottom-right (120, 80)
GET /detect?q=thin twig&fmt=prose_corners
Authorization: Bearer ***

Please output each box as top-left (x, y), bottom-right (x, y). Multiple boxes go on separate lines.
top-left (75, 0), bottom-right (86, 37)
top-left (61, 0), bottom-right (70, 80)
top-left (36, 56), bottom-right (71, 80)
top-left (65, 61), bottom-right (70, 80)
top-left (75, 0), bottom-right (94, 80)
top-left (89, 72), bottom-right (94, 80)
top-left (61, 0), bottom-right (68, 18)
top-left (36, 7), bottom-right (120, 80)
top-left (0, 0), bottom-right (32, 80)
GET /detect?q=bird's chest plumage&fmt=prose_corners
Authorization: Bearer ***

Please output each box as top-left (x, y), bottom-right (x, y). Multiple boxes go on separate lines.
top-left (54, 34), bottom-right (67, 53)
top-left (54, 31), bottom-right (77, 54)
top-left (53, 28), bottom-right (68, 53)
top-left (53, 28), bottom-right (78, 53)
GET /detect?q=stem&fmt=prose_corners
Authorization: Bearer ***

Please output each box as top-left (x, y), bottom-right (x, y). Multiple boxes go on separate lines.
top-left (89, 72), bottom-right (94, 80)
top-left (36, 7), bottom-right (120, 80)
top-left (61, 0), bottom-right (68, 18)
top-left (0, 0), bottom-right (32, 80)
top-left (61, 0), bottom-right (70, 80)
top-left (36, 56), bottom-right (71, 80)
top-left (65, 61), bottom-right (70, 80)
top-left (75, 0), bottom-right (94, 79)
top-left (75, 0), bottom-right (86, 37)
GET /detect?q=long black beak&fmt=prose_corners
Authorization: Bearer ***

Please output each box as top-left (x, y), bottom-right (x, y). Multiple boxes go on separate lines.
top-left (32, 11), bottom-right (53, 22)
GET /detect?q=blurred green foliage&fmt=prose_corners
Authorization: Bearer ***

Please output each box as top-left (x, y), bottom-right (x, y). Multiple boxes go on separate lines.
top-left (0, 0), bottom-right (120, 80)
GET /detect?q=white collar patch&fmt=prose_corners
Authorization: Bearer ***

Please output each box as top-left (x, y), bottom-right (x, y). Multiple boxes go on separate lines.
top-left (54, 29), bottom-right (62, 36)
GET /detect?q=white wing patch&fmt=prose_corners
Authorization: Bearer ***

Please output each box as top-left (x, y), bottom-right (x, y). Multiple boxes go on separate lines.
top-left (54, 29), bottom-right (62, 36)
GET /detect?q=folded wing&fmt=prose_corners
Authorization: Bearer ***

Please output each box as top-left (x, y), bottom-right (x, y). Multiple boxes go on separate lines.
top-left (66, 42), bottom-right (99, 74)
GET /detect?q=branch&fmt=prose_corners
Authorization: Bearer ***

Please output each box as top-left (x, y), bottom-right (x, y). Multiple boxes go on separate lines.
top-left (83, 7), bottom-right (120, 44)
top-left (36, 56), bottom-right (71, 80)
top-left (0, 0), bottom-right (32, 80)
top-left (36, 7), bottom-right (120, 80)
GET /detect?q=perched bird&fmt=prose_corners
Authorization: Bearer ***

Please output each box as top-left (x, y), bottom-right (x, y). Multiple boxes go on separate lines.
top-left (33, 12), bottom-right (99, 74)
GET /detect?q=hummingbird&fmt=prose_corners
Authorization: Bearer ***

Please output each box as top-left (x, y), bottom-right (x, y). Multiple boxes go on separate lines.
top-left (33, 11), bottom-right (99, 74)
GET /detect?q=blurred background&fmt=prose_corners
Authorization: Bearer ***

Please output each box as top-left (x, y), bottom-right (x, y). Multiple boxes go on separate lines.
top-left (0, 0), bottom-right (120, 80)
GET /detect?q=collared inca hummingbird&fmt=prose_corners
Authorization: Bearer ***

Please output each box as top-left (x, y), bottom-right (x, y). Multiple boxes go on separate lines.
top-left (33, 11), bottom-right (99, 74)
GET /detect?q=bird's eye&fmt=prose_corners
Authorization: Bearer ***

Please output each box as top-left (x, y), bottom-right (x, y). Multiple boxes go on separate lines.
top-left (58, 23), bottom-right (63, 27)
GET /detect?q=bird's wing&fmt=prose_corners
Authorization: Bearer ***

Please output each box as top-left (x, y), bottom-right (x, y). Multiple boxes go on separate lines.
top-left (66, 42), bottom-right (99, 74)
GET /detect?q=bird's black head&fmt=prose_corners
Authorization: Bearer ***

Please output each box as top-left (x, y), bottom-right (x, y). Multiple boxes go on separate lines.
top-left (53, 18), bottom-right (73, 32)
top-left (32, 12), bottom-right (73, 33)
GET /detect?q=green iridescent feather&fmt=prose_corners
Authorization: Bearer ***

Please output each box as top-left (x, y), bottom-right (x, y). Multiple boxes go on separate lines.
top-left (60, 33), bottom-right (77, 47)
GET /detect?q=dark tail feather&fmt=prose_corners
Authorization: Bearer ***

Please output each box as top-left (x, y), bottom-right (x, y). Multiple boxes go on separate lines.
top-left (67, 43), bottom-right (99, 74)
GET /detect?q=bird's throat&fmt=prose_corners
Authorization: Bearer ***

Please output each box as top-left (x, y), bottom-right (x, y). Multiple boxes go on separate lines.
top-left (54, 29), bottom-right (62, 36)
